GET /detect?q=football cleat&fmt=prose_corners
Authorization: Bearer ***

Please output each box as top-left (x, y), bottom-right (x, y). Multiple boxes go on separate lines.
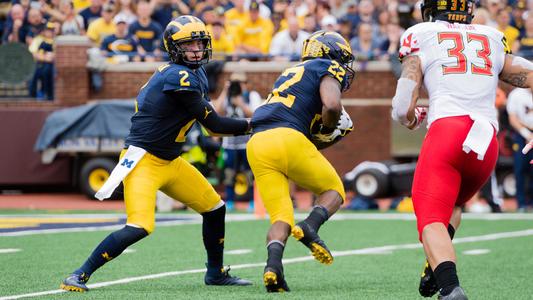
top-left (292, 221), bottom-right (333, 265)
top-left (263, 265), bottom-right (290, 293)
top-left (438, 286), bottom-right (468, 300)
top-left (204, 265), bottom-right (252, 286)
top-left (419, 260), bottom-right (439, 297)
top-left (60, 273), bottom-right (90, 292)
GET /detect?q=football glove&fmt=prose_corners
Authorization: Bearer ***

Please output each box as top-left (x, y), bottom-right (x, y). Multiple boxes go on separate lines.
top-left (522, 139), bottom-right (533, 164)
top-left (406, 106), bottom-right (427, 130)
top-left (312, 108), bottom-right (353, 143)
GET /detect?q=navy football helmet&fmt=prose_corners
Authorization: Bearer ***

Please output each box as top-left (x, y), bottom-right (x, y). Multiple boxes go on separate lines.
top-left (421, 0), bottom-right (476, 24)
top-left (163, 15), bottom-right (212, 68)
top-left (301, 31), bottom-right (355, 91)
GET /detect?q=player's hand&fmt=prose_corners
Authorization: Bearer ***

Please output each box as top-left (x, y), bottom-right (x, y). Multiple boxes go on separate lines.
top-left (522, 139), bottom-right (533, 164)
top-left (406, 106), bottom-right (427, 130)
top-left (337, 107), bottom-right (353, 136)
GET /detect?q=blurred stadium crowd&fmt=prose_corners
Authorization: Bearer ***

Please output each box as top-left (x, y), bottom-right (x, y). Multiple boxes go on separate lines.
top-left (1, 0), bottom-right (533, 90)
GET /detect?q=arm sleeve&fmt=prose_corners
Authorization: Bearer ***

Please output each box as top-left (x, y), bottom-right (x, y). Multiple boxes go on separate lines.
top-left (170, 90), bottom-right (249, 135)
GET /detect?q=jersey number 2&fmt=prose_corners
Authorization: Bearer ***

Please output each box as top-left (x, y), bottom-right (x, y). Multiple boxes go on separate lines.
top-left (266, 66), bottom-right (304, 108)
top-left (438, 32), bottom-right (493, 76)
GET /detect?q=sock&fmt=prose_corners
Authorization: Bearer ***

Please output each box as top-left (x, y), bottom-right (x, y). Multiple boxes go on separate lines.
top-left (447, 224), bottom-right (455, 239)
top-left (304, 205), bottom-right (329, 231)
top-left (434, 261), bottom-right (459, 296)
top-left (266, 240), bottom-right (285, 269)
top-left (76, 225), bottom-right (148, 276)
top-left (202, 205), bottom-right (226, 272)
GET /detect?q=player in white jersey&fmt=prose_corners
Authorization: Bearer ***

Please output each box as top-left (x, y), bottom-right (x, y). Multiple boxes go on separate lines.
top-left (391, 0), bottom-right (533, 299)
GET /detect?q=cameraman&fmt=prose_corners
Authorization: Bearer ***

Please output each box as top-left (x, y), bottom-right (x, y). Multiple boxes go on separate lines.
top-left (213, 72), bottom-right (262, 211)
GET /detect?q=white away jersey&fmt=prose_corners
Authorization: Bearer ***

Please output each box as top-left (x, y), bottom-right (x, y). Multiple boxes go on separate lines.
top-left (399, 21), bottom-right (511, 130)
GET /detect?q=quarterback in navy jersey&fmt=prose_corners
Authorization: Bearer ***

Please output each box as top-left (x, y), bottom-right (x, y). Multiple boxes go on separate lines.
top-left (246, 31), bottom-right (355, 292)
top-left (60, 15), bottom-right (252, 293)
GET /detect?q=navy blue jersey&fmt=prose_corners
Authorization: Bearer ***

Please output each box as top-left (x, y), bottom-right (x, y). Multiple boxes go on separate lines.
top-left (101, 34), bottom-right (138, 55)
top-left (251, 58), bottom-right (348, 138)
top-left (129, 21), bottom-right (163, 52)
top-left (125, 63), bottom-right (210, 160)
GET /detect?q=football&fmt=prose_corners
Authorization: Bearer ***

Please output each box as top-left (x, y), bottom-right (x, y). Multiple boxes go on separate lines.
top-left (311, 107), bottom-right (353, 149)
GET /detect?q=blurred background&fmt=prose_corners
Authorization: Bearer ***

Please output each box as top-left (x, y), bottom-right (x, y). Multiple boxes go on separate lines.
top-left (0, 0), bottom-right (531, 214)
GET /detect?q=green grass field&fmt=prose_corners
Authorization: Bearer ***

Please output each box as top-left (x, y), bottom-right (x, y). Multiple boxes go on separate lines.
top-left (1, 212), bottom-right (533, 299)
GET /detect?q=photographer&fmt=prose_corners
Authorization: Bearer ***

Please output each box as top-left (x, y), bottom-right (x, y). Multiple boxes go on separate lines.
top-left (213, 72), bottom-right (262, 211)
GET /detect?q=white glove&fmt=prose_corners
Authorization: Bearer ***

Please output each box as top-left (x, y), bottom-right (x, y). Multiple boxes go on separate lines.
top-left (522, 139), bottom-right (533, 164)
top-left (337, 107), bottom-right (354, 136)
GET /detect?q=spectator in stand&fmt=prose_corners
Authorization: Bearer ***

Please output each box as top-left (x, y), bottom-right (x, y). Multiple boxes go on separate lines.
top-left (314, 0), bottom-right (331, 25)
top-left (270, 11), bottom-right (283, 34)
top-left (485, 0), bottom-right (502, 28)
top-left (357, 0), bottom-right (377, 25)
top-left (338, 16), bottom-right (353, 42)
top-left (29, 22), bottom-right (56, 101)
top-left (342, 0), bottom-right (360, 31)
top-left (79, 0), bottom-right (102, 30)
top-left (302, 12), bottom-right (318, 33)
top-left (510, 0), bottom-right (527, 35)
top-left (379, 21), bottom-right (403, 61)
top-left (86, 3), bottom-right (116, 47)
top-left (129, 0), bottom-right (162, 62)
top-left (269, 16), bottom-right (309, 61)
top-left (513, 13), bottom-right (533, 58)
top-left (101, 15), bottom-right (139, 62)
top-left (25, 8), bottom-right (45, 45)
top-left (350, 22), bottom-right (382, 62)
top-left (245, 0), bottom-right (271, 19)
top-left (2, 4), bottom-right (27, 43)
top-left (150, 0), bottom-right (190, 31)
top-left (472, 7), bottom-right (490, 25)
top-left (58, 0), bottom-right (85, 36)
top-left (208, 21), bottom-right (235, 61)
top-left (319, 14), bottom-right (337, 31)
top-left (224, 0), bottom-right (248, 41)
top-left (290, 0), bottom-right (308, 18)
top-left (114, 0), bottom-right (137, 25)
top-left (234, 0), bottom-right (273, 59)
top-left (496, 8), bottom-right (520, 48)
top-left (72, 0), bottom-right (91, 11)
top-left (506, 87), bottom-right (533, 212)
top-left (376, 9), bottom-right (392, 43)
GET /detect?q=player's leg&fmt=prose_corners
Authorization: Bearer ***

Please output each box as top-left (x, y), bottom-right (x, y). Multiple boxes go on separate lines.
top-left (412, 117), bottom-right (466, 298)
top-left (60, 152), bottom-right (164, 292)
top-left (247, 130), bottom-right (293, 292)
top-left (222, 148), bottom-right (236, 211)
top-left (286, 130), bottom-right (345, 265)
top-left (161, 157), bottom-right (251, 286)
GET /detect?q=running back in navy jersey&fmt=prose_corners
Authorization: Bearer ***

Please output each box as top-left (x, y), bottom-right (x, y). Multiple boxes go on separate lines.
top-left (125, 62), bottom-right (209, 160)
top-left (251, 58), bottom-right (349, 138)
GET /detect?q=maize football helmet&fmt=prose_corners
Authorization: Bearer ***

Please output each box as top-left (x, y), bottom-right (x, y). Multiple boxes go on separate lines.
top-left (421, 0), bottom-right (475, 24)
top-left (301, 31), bottom-right (355, 91)
top-left (163, 15), bottom-right (212, 68)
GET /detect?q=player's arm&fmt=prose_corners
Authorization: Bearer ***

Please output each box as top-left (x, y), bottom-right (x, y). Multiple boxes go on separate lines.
top-left (319, 75), bottom-right (342, 130)
top-left (391, 55), bottom-right (426, 130)
top-left (500, 54), bottom-right (533, 91)
top-left (501, 54), bottom-right (533, 159)
top-left (170, 90), bottom-right (250, 136)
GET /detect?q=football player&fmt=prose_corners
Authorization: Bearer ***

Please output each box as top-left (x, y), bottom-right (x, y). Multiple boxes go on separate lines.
top-left (392, 1), bottom-right (533, 299)
top-left (60, 15), bottom-right (252, 292)
top-left (246, 30), bottom-right (354, 292)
